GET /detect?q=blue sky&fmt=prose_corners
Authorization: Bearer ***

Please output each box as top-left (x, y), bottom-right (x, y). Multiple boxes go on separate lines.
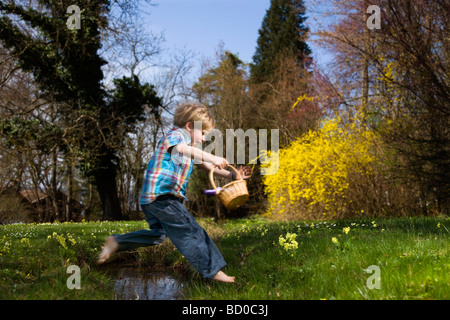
top-left (146, 0), bottom-right (270, 63)
top-left (145, 0), bottom-right (332, 67)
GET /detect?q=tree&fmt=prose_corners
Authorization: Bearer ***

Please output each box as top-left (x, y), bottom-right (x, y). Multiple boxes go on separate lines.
top-left (0, 0), bottom-right (117, 219)
top-left (313, 0), bottom-right (450, 214)
top-left (251, 0), bottom-right (312, 83)
top-left (0, 1), bottom-right (162, 220)
top-left (247, 0), bottom-right (316, 147)
top-left (192, 48), bottom-right (253, 217)
top-left (194, 48), bottom-right (250, 131)
top-left (108, 75), bottom-right (162, 218)
top-left (372, 0), bottom-right (450, 214)
top-left (250, 51), bottom-right (320, 145)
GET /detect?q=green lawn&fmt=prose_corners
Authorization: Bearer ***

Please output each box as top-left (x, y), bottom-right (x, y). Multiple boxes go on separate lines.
top-left (1, 216), bottom-right (449, 300)
top-left (0, 220), bottom-right (148, 299)
top-left (189, 216), bottom-right (450, 299)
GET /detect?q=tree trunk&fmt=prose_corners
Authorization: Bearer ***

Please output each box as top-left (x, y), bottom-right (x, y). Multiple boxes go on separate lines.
top-left (94, 163), bottom-right (123, 221)
top-left (66, 160), bottom-right (73, 221)
top-left (51, 148), bottom-right (60, 221)
top-left (361, 13), bottom-right (370, 119)
top-left (85, 183), bottom-right (93, 220)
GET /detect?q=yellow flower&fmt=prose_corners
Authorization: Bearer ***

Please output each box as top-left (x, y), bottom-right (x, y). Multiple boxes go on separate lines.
top-left (437, 223), bottom-right (441, 229)
top-left (262, 116), bottom-right (376, 219)
top-left (20, 238), bottom-right (31, 247)
top-left (279, 233), bottom-right (298, 252)
top-left (331, 237), bottom-right (338, 244)
top-left (343, 227), bottom-right (350, 234)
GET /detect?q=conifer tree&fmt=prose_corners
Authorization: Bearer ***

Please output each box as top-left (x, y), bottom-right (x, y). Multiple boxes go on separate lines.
top-left (251, 0), bottom-right (312, 83)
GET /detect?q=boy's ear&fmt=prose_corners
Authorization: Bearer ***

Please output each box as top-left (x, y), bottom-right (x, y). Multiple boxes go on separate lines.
top-left (185, 122), bottom-right (192, 132)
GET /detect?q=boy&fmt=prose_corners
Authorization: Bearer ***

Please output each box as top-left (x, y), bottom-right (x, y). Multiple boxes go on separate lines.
top-left (97, 102), bottom-right (252, 283)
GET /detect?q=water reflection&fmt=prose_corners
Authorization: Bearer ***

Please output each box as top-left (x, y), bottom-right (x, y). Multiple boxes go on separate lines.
top-left (113, 267), bottom-right (184, 300)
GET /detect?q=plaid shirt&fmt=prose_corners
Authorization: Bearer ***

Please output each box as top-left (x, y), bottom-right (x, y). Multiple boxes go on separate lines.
top-left (140, 127), bottom-right (194, 205)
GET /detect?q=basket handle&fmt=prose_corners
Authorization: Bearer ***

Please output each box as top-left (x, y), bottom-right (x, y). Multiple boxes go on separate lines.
top-left (209, 164), bottom-right (242, 192)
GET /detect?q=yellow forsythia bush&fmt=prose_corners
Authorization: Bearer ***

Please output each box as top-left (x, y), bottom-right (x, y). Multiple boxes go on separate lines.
top-left (263, 117), bottom-right (376, 220)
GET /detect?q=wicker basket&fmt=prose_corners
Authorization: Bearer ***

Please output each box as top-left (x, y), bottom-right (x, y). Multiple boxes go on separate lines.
top-left (209, 165), bottom-right (249, 210)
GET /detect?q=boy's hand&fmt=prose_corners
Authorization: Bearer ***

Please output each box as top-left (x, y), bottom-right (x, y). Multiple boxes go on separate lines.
top-left (235, 165), bottom-right (253, 180)
top-left (212, 156), bottom-right (229, 169)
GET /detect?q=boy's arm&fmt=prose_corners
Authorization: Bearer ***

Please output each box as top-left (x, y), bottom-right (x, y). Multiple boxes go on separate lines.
top-left (195, 161), bottom-right (234, 180)
top-left (174, 143), bottom-right (228, 169)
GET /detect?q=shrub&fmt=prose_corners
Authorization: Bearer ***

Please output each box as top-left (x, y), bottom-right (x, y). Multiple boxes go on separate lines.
top-left (263, 117), bottom-right (379, 220)
top-left (0, 194), bottom-right (29, 224)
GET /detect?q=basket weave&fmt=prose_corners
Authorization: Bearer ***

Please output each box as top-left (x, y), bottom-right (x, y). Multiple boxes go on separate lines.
top-left (209, 165), bottom-right (249, 210)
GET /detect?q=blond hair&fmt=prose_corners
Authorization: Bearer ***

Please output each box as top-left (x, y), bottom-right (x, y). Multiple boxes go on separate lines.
top-left (173, 102), bottom-right (214, 131)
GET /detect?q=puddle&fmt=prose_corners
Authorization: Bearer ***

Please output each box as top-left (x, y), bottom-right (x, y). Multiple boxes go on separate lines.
top-left (111, 267), bottom-right (185, 300)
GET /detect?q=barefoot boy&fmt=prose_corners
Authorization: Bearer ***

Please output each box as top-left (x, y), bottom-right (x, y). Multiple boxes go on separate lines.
top-left (98, 102), bottom-right (251, 283)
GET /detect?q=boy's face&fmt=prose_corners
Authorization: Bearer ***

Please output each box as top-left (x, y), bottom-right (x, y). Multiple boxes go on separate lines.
top-left (186, 122), bottom-right (208, 147)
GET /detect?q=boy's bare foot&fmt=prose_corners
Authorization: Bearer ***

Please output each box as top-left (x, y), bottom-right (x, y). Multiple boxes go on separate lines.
top-left (97, 236), bottom-right (118, 264)
top-left (213, 270), bottom-right (235, 283)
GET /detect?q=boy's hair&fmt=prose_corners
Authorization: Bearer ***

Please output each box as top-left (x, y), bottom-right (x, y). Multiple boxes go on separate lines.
top-left (173, 102), bottom-right (214, 131)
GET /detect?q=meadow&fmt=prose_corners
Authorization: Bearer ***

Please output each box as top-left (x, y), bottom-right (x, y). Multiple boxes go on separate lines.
top-left (0, 216), bottom-right (449, 300)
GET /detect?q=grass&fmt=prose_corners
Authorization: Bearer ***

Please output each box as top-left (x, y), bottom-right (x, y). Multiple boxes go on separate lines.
top-left (0, 220), bottom-right (150, 299)
top-left (187, 216), bottom-right (450, 300)
top-left (0, 216), bottom-right (449, 300)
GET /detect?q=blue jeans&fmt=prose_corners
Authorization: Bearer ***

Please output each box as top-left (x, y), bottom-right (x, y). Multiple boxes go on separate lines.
top-left (113, 195), bottom-right (227, 280)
